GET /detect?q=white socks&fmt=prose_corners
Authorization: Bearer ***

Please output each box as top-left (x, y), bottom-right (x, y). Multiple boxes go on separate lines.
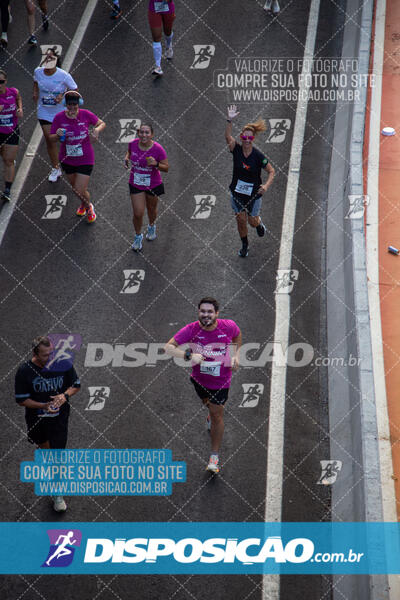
top-left (152, 42), bottom-right (162, 67)
top-left (165, 32), bottom-right (173, 48)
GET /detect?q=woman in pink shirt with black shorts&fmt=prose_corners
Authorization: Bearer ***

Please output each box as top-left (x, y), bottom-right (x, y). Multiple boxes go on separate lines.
top-left (124, 123), bottom-right (169, 251)
top-left (50, 91), bottom-right (105, 224)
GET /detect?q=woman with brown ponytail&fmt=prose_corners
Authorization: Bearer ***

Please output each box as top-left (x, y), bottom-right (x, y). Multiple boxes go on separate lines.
top-left (225, 105), bottom-right (275, 257)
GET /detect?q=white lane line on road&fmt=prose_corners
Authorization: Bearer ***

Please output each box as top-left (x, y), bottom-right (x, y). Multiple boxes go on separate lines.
top-left (366, 0), bottom-right (400, 598)
top-left (0, 0), bottom-right (99, 246)
top-left (262, 0), bottom-right (321, 597)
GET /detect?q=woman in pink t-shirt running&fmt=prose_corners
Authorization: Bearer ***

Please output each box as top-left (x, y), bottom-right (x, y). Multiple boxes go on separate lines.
top-left (49, 91), bottom-right (106, 224)
top-left (124, 123), bottom-right (169, 251)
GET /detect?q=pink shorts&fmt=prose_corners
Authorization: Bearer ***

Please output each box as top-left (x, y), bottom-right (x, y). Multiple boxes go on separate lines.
top-left (148, 10), bottom-right (175, 29)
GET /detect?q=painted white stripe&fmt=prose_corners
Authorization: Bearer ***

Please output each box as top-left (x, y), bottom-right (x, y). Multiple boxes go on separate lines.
top-left (0, 0), bottom-right (99, 245)
top-left (366, 0), bottom-right (400, 597)
top-left (262, 0), bottom-right (321, 597)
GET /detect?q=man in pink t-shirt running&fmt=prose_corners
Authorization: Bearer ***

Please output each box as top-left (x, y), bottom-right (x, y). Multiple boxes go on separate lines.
top-left (164, 297), bottom-right (241, 474)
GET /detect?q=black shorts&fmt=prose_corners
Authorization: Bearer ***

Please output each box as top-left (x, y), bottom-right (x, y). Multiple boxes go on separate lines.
top-left (38, 118), bottom-right (52, 126)
top-left (190, 377), bottom-right (229, 405)
top-left (25, 403), bottom-right (70, 449)
top-left (0, 126), bottom-right (19, 146)
top-left (61, 162), bottom-right (93, 176)
top-left (129, 183), bottom-right (165, 197)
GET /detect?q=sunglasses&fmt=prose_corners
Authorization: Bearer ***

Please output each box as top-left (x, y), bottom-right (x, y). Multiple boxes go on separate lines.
top-left (66, 100), bottom-right (79, 105)
top-left (0, 80), bottom-right (6, 84)
top-left (240, 134), bottom-right (254, 140)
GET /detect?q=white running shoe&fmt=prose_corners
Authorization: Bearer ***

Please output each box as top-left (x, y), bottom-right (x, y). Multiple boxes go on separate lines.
top-left (48, 167), bottom-right (61, 182)
top-left (131, 233), bottom-right (143, 251)
top-left (165, 47), bottom-right (173, 59)
top-left (272, 0), bottom-right (280, 14)
top-left (152, 65), bottom-right (163, 76)
top-left (52, 496), bottom-right (67, 512)
top-left (206, 455), bottom-right (219, 473)
top-left (263, 0), bottom-right (272, 10)
top-left (146, 224), bottom-right (157, 241)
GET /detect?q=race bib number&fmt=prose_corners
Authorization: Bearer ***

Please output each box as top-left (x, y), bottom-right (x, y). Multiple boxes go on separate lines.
top-left (38, 408), bottom-right (59, 418)
top-left (200, 361), bottom-right (221, 377)
top-left (0, 115), bottom-right (12, 126)
top-left (42, 95), bottom-right (57, 106)
top-left (133, 172), bottom-right (151, 187)
top-left (154, 1), bottom-right (169, 12)
top-left (235, 179), bottom-right (254, 196)
top-left (66, 143), bottom-right (83, 157)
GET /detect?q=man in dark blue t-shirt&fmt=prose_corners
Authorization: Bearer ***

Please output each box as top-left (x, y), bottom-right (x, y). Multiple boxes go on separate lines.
top-left (15, 335), bottom-right (80, 512)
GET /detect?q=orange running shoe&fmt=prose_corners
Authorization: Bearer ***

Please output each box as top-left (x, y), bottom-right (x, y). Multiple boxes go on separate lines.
top-left (76, 203), bottom-right (86, 216)
top-left (87, 203), bottom-right (96, 223)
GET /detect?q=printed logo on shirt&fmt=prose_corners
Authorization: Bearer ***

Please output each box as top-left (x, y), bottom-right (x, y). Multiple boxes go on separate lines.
top-left (39, 45), bottom-right (62, 68)
top-left (190, 45), bottom-right (215, 69)
top-left (191, 195), bottom-right (216, 219)
top-left (120, 270), bottom-right (145, 294)
top-left (239, 383), bottom-right (264, 408)
top-left (266, 119), bottom-right (291, 143)
top-left (117, 119), bottom-right (141, 143)
top-left (86, 387), bottom-right (110, 411)
top-left (275, 270), bottom-right (299, 294)
top-left (42, 195), bottom-right (67, 220)
top-left (345, 195), bottom-right (369, 219)
top-left (242, 162), bottom-right (251, 170)
top-left (317, 460), bottom-right (342, 485)
top-left (42, 529), bottom-right (81, 568)
top-left (45, 334), bottom-right (82, 372)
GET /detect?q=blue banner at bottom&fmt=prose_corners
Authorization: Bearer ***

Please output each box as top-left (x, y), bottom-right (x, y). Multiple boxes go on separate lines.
top-left (1, 523), bottom-right (399, 574)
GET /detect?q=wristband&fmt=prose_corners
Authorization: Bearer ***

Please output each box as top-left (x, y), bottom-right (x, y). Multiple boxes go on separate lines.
top-left (64, 392), bottom-right (70, 401)
top-left (183, 348), bottom-right (193, 362)
top-left (226, 119), bottom-right (232, 123)
top-left (156, 161), bottom-right (160, 169)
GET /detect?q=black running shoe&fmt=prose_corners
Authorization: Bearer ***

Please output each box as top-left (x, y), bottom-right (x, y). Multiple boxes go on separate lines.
top-left (256, 222), bottom-right (266, 237)
top-left (2, 189), bottom-right (11, 201)
top-left (238, 246), bottom-right (249, 257)
top-left (28, 35), bottom-right (38, 46)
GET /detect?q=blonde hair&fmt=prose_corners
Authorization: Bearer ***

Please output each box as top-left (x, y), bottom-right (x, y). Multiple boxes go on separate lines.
top-left (241, 118), bottom-right (267, 136)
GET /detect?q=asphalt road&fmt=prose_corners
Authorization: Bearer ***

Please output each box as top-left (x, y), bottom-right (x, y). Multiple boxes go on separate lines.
top-left (0, 0), bottom-right (347, 598)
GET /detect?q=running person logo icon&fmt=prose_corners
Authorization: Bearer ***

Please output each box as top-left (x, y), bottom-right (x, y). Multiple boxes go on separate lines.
top-left (116, 119), bottom-right (141, 143)
top-left (345, 195), bottom-right (369, 219)
top-left (42, 195), bottom-right (67, 219)
top-left (39, 45), bottom-right (63, 68)
top-left (190, 45), bottom-right (215, 69)
top-left (120, 269), bottom-right (145, 294)
top-left (266, 119), bottom-right (291, 143)
top-left (86, 386), bottom-right (110, 410)
top-left (317, 460), bottom-right (342, 485)
top-left (191, 195), bottom-right (216, 219)
top-left (239, 383), bottom-right (264, 407)
top-left (42, 529), bottom-right (82, 567)
top-left (45, 334), bottom-right (82, 372)
top-left (274, 270), bottom-right (299, 294)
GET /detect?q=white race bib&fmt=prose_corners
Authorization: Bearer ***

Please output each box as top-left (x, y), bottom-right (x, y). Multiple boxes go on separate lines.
top-left (200, 361), bottom-right (221, 377)
top-left (42, 95), bottom-right (57, 106)
top-left (235, 179), bottom-right (254, 196)
top-left (66, 143), bottom-right (83, 157)
top-left (154, 1), bottom-right (169, 12)
top-left (133, 172), bottom-right (151, 187)
top-left (0, 115), bottom-right (12, 126)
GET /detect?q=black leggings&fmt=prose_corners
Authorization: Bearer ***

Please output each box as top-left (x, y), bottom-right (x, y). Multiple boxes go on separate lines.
top-left (0, 0), bottom-right (9, 33)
